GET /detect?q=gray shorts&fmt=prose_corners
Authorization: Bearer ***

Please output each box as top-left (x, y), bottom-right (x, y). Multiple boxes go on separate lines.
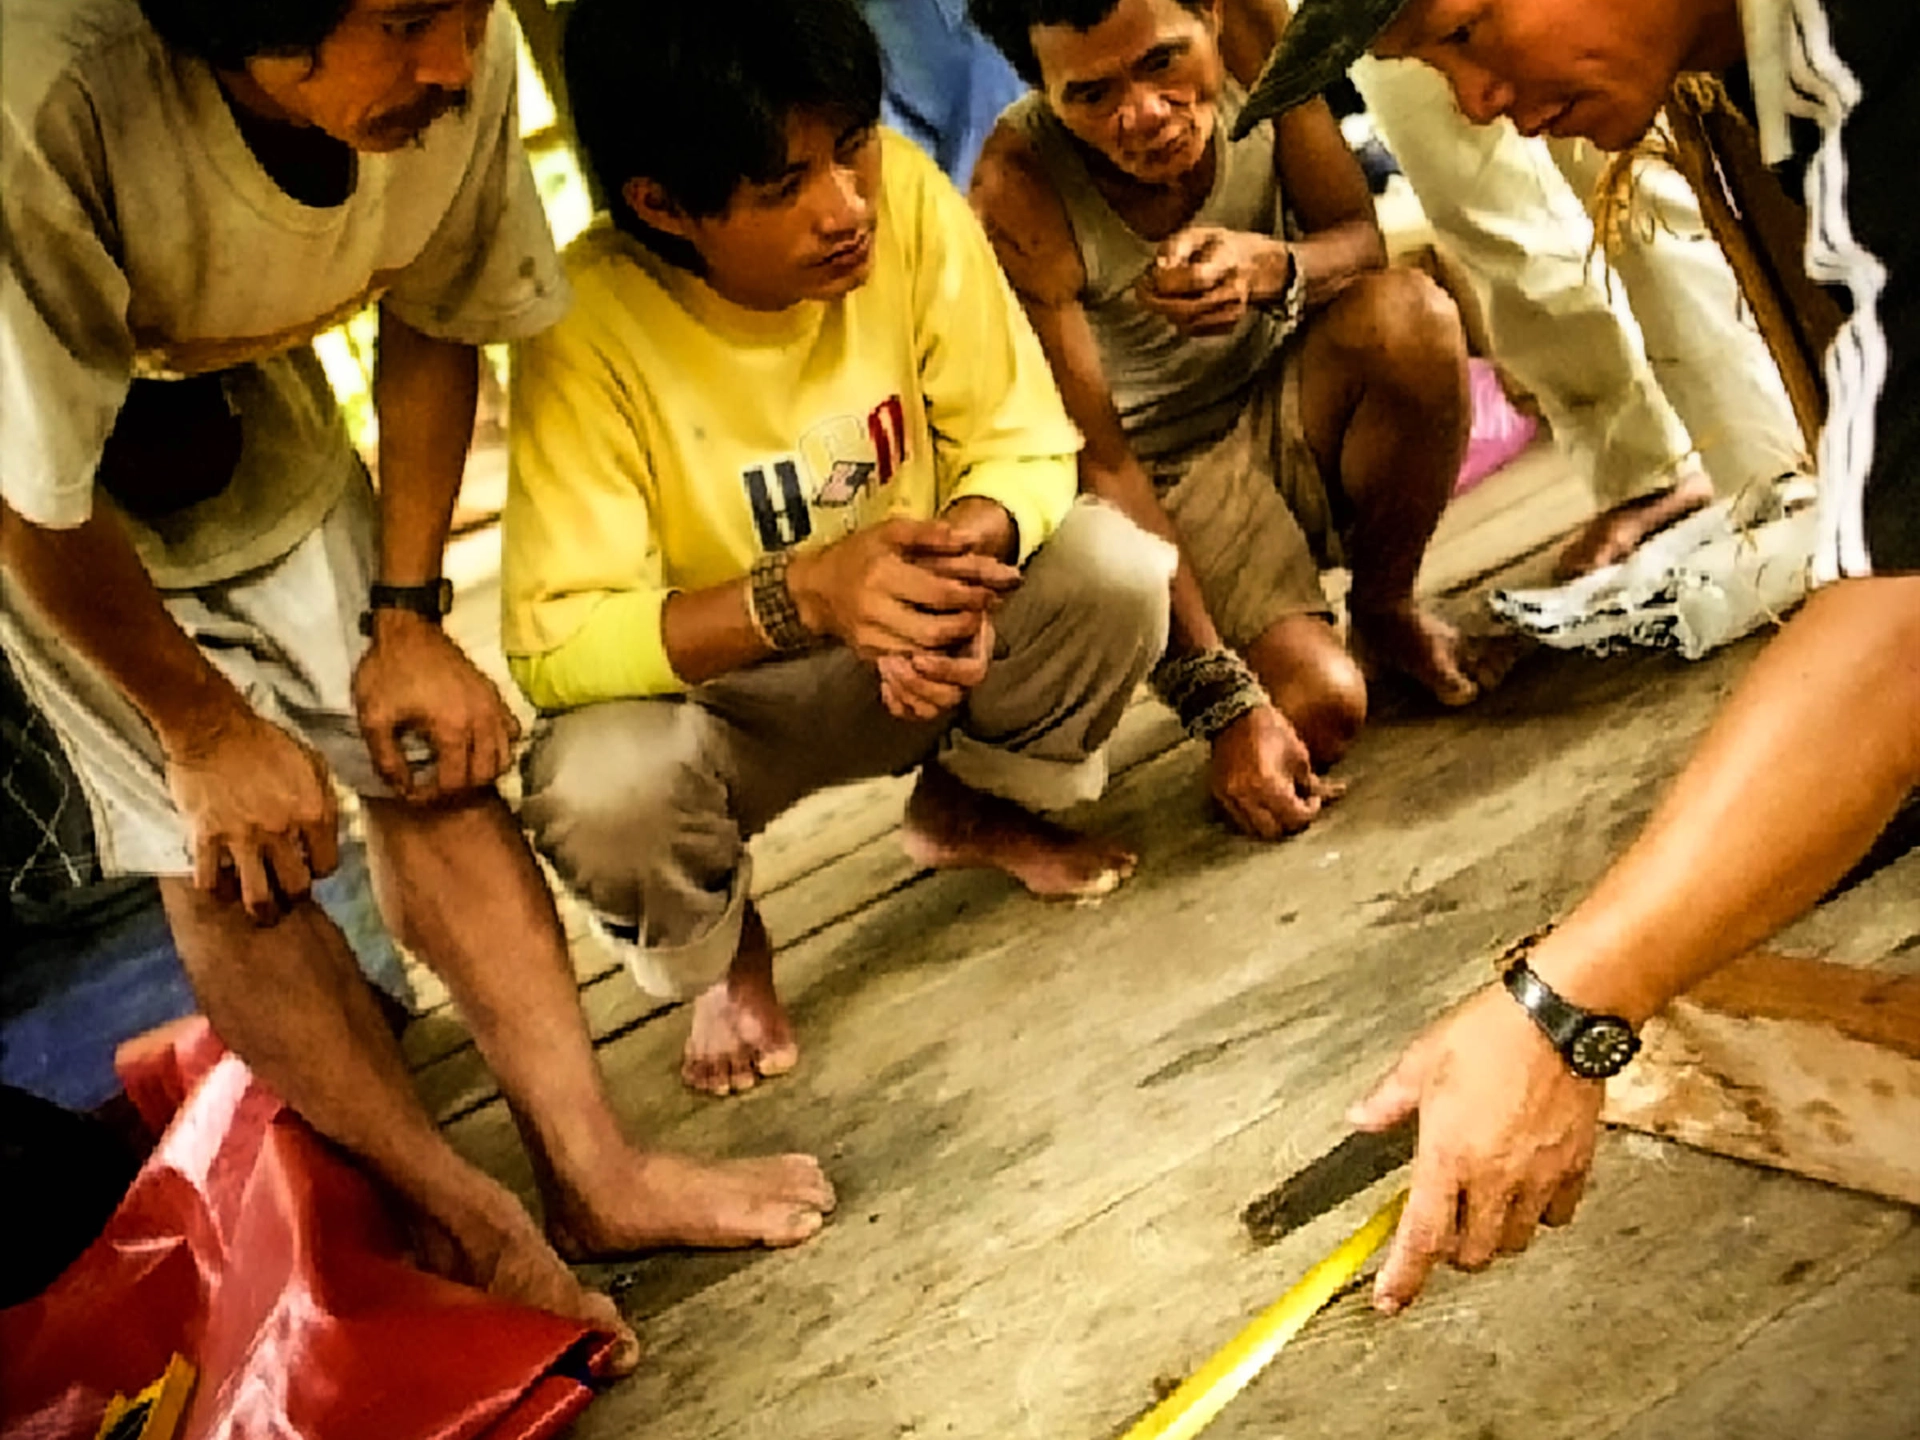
top-left (0, 472), bottom-right (393, 878)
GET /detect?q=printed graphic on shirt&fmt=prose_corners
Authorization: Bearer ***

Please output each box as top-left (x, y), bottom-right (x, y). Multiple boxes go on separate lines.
top-left (741, 393), bottom-right (909, 550)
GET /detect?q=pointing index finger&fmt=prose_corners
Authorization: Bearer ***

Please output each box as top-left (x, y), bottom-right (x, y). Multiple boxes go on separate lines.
top-left (1373, 1146), bottom-right (1459, 1314)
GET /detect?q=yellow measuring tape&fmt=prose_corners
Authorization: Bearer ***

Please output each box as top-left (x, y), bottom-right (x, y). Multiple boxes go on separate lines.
top-left (1121, 1190), bottom-right (1408, 1440)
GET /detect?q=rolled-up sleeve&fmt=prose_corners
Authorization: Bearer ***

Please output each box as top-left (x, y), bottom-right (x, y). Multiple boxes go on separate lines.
top-left (502, 312), bottom-right (683, 709)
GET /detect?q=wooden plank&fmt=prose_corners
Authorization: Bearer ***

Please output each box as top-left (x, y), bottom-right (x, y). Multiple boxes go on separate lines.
top-left (1685, 953), bottom-right (1920, 1059)
top-left (430, 647), bottom-right (1758, 1432)
top-left (1604, 954), bottom-right (1920, 1205)
top-left (1610, 1223), bottom-right (1920, 1440)
top-left (401, 694), bottom-right (1186, 1086)
top-left (1417, 440), bottom-right (1594, 599)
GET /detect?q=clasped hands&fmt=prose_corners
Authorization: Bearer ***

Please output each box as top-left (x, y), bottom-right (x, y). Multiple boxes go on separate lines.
top-left (787, 500), bottom-right (1021, 722)
top-left (1136, 225), bottom-right (1293, 337)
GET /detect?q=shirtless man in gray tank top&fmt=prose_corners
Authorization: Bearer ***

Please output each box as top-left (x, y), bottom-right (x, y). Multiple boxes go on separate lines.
top-left (970, 0), bottom-right (1510, 839)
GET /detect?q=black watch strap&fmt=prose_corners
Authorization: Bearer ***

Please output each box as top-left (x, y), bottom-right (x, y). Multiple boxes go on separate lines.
top-left (1501, 956), bottom-right (1641, 1080)
top-left (361, 579), bottom-right (454, 635)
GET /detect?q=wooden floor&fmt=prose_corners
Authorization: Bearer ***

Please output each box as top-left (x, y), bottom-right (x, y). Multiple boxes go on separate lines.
top-left (423, 447), bottom-right (1920, 1440)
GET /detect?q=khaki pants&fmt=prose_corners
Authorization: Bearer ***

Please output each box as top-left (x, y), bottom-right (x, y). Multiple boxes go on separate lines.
top-left (1353, 56), bottom-right (1805, 505)
top-left (519, 500), bottom-right (1173, 998)
top-left (1152, 350), bottom-right (1343, 650)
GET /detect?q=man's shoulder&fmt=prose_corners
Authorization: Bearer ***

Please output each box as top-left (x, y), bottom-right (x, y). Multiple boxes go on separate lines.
top-left (522, 221), bottom-right (683, 377)
top-left (968, 112), bottom-right (1084, 304)
top-left (2, 0), bottom-right (156, 122)
top-left (546, 223), bottom-right (662, 327)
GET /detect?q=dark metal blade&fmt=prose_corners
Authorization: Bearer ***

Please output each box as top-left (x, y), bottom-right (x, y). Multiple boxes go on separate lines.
top-left (1241, 1120), bottom-right (1416, 1247)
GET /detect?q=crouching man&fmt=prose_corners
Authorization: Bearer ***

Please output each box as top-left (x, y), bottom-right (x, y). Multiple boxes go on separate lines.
top-left (503, 0), bottom-right (1174, 1098)
top-left (970, 0), bottom-right (1508, 840)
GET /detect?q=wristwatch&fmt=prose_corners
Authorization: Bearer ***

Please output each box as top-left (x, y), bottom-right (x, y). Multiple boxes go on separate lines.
top-left (1501, 956), bottom-right (1641, 1080)
top-left (360, 578), bottom-right (454, 636)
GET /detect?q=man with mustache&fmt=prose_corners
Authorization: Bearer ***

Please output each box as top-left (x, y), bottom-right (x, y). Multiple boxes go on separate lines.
top-left (0, 0), bottom-right (841, 1368)
top-left (502, 0), bottom-right (1172, 1098)
top-left (968, 0), bottom-right (1509, 846)
top-left (1231, 0), bottom-right (1920, 1312)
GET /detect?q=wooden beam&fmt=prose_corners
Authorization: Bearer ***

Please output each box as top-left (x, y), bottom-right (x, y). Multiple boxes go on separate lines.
top-left (1603, 952), bottom-right (1920, 1205)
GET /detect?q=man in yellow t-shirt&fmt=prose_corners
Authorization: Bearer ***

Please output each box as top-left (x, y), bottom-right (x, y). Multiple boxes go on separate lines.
top-left (503, 0), bottom-right (1175, 1097)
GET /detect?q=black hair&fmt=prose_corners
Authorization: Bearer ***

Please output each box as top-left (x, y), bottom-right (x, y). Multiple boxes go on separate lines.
top-left (970, 0), bottom-right (1212, 87)
top-left (564, 0), bottom-right (884, 273)
top-left (137, 0), bottom-right (352, 69)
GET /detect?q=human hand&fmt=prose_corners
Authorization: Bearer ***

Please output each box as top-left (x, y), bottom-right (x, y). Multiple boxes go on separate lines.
top-left (353, 610), bottom-right (521, 802)
top-left (788, 518), bottom-right (1019, 659)
top-left (1349, 984), bottom-right (1605, 1314)
top-left (1209, 705), bottom-right (1342, 838)
top-left (1137, 227), bottom-right (1290, 337)
top-left (877, 614), bottom-right (995, 721)
top-left (939, 496), bottom-right (1019, 564)
top-left (165, 704), bottom-right (340, 924)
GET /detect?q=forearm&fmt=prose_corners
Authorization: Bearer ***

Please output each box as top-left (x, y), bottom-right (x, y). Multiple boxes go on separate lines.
top-left (374, 304), bottom-right (479, 587)
top-left (1533, 576), bottom-right (1920, 1023)
top-left (661, 579), bottom-right (777, 687)
top-left (0, 501), bottom-right (247, 752)
top-left (511, 579), bottom-right (762, 708)
top-left (1077, 453), bottom-right (1220, 655)
top-left (1287, 218), bottom-right (1386, 306)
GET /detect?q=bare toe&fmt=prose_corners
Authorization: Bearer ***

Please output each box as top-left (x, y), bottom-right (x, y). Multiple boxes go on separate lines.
top-left (755, 1042), bottom-right (800, 1078)
top-left (903, 764), bottom-right (1137, 901)
top-left (581, 1290), bottom-right (643, 1378)
top-left (1355, 606), bottom-right (1486, 708)
top-left (453, 1203), bottom-right (641, 1375)
top-left (682, 973), bottom-right (799, 1098)
top-left (548, 1150), bottom-right (838, 1254)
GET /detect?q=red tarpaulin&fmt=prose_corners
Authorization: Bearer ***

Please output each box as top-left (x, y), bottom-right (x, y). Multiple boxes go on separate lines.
top-left (2, 1018), bottom-right (617, 1440)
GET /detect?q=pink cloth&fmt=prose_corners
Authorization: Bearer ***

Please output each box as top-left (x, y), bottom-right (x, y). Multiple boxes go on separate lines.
top-left (1456, 358), bottom-right (1539, 495)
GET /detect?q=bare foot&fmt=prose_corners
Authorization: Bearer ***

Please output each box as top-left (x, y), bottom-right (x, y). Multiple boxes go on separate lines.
top-left (547, 1149), bottom-right (837, 1256)
top-left (683, 971), bottom-right (798, 1096)
top-left (900, 761), bottom-right (1136, 900)
top-left (1354, 604), bottom-right (1518, 708)
top-left (1555, 469), bottom-right (1715, 579)
top-left (681, 908), bottom-right (798, 1097)
top-left (431, 1195), bottom-right (643, 1377)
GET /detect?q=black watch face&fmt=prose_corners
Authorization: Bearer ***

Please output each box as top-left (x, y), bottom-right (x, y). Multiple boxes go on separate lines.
top-left (1567, 1018), bottom-right (1640, 1079)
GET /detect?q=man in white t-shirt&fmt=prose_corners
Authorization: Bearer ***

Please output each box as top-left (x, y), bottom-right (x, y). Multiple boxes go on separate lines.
top-left (0, 0), bottom-right (834, 1358)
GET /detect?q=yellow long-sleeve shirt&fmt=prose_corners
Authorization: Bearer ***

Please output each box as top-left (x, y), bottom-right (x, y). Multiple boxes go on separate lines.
top-left (502, 131), bottom-right (1082, 710)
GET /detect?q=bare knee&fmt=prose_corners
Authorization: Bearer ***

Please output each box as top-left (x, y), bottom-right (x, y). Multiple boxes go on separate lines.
top-left (1323, 266), bottom-right (1468, 392)
top-left (1243, 618), bottom-right (1367, 767)
top-left (1281, 652), bottom-right (1367, 766)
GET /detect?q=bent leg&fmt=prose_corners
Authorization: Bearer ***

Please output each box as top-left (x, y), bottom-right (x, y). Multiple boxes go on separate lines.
top-left (362, 788), bottom-right (835, 1242)
top-left (521, 660), bottom-right (942, 1097)
top-left (904, 500), bottom-right (1173, 897)
top-left (1295, 266), bottom-right (1509, 705)
top-left (160, 875), bottom-right (641, 1373)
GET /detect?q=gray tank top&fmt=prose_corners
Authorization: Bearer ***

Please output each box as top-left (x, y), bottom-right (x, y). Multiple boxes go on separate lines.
top-left (1005, 83), bottom-right (1288, 460)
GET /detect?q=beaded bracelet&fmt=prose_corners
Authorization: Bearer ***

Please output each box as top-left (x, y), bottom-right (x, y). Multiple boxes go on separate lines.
top-left (746, 549), bottom-right (812, 652)
top-left (1150, 647), bottom-right (1271, 742)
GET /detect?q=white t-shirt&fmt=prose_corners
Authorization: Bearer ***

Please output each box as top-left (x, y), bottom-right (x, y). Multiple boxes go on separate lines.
top-left (0, 0), bottom-right (569, 586)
